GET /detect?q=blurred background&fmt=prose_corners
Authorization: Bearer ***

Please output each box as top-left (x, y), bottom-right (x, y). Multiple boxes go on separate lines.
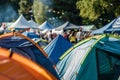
top-left (0, 0), bottom-right (120, 29)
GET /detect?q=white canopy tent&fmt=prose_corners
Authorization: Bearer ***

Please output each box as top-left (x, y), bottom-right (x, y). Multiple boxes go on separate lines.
top-left (9, 14), bottom-right (31, 29)
top-left (28, 20), bottom-right (39, 28)
top-left (38, 21), bottom-right (54, 31)
top-left (54, 21), bottom-right (79, 31)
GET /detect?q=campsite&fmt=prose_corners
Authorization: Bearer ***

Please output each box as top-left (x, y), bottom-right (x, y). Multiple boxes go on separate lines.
top-left (0, 0), bottom-right (120, 80)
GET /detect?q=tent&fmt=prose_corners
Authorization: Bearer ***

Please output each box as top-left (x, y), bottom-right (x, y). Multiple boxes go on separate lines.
top-left (38, 21), bottom-right (53, 31)
top-left (28, 20), bottom-right (39, 28)
top-left (92, 17), bottom-right (120, 35)
top-left (0, 32), bottom-right (59, 79)
top-left (0, 47), bottom-right (57, 80)
top-left (44, 35), bottom-right (73, 64)
top-left (9, 14), bottom-right (31, 29)
top-left (56, 34), bottom-right (120, 80)
top-left (104, 17), bottom-right (120, 34)
top-left (54, 21), bottom-right (79, 31)
top-left (22, 31), bottom-right (40, 40)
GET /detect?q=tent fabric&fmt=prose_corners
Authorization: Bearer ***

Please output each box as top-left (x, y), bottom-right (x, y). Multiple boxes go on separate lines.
top-left (0, 48), bottom-right (57, 80)
top-left (104, 28), bottom-right (120, 34)
top-left (28, 20), bottom-right (39, 28)
top-left (56, 34), bottom-right (120, 80)
top-left (55, 21), bottom-right (79, 31)
top-left (0, 32), bottom-right (59, 79)
top-left (92, 16), bottom-right (120, 35)
top-left (44, 35), bottom-right (73, 64)
top-left (9, 14), bottom-right (30, 29)
top-left (38, 21), bottom-right (53, 30)
top-left (92, 19), bottom-right (116, 34)
top-left (22, 31), bottom-right (40, 40)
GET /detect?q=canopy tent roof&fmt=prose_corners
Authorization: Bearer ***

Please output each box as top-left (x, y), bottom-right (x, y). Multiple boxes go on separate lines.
top-left (92, 17), bottom-right (120, 35)
top-left (38, 21), bottom-right (53, 31)
top-left (0, 32), bottom-right (59, 79)
top-left (9, 15), bottom-right (31, 29)
top-left (44, 35), bottom-right (73, 64)
top-left (28, 20), bottom-right (39, 28)
top-left (54, 21), bottom-right (79, 31)
top-left (0, 48), bottom-right (57, 80)
top-left (56, 34), bottom-right (120, 80)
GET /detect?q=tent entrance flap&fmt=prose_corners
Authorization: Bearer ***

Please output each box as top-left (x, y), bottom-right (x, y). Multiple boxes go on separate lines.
top-left (96, 48), bottom-right (120, 80)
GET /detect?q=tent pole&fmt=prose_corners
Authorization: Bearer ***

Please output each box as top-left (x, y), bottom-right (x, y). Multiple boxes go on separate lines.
top-left (96, 48), bottom-right (100, 80)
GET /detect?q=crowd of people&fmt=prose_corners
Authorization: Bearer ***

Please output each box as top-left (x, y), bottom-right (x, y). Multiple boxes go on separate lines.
top-left (62, 28), bottom-right (92, 44)
top-left (0, 24), bottom-right (92, 45)
top-left (38, 28), bottom-right (92, 44)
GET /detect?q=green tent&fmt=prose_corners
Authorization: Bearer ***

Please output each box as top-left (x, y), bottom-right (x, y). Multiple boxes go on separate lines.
top-left (56, 34), bottom-right (120, 80)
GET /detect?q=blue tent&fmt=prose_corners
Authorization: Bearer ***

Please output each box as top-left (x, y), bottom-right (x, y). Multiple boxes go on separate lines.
top-left (38, 21), bottom-right (53, 30)
top-left (56, 35), bottom-right (120, 80)
top-left (0, 32), bottom-right (59, 79)
top-left (22, 31), bottom-right (40, 40)
top-left (92, 16), bottom-right (120, 35)
top-left (44, 35), bottom-right (73, 64)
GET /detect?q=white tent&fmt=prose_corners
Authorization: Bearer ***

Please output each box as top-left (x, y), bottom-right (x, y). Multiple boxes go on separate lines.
top-left (38, 21), bottom-right (53, 31)
top-left (9, 14), bottom-right (30, 29)
top-left (54, 21), bottom-right (79, 31)
top-left (28, 20), bottom-right (39, 28)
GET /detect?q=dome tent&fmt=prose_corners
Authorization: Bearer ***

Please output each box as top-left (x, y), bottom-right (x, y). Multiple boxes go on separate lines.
top-left (0, 32), bottom-right (59, 79)
top-left (56, 34), bottom-right (120, 80)
top-left (44, 35), bottom-right (73, 64)
top-left (0, 47), bottom-right (57, 80)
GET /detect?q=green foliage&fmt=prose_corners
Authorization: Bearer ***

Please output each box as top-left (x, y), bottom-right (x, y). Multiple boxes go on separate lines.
top-left (32, 0), bottom-right (48, 24)
top-left (76, 0), bottom-right (120, 27)
top-left (50, 0), bottom-right (82, 25)
top-left (18, 0), bottom-right (33, 20)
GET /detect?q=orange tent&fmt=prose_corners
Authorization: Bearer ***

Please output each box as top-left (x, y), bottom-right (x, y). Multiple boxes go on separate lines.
top-left (0, 48), bottom-right (57, 80)
top-left (0, 32), bottom-right (59, 79)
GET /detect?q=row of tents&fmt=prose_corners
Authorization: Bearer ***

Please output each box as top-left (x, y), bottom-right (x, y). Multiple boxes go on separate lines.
top-left (2, 14), bottom-right (120, 35)
top-left (1, 14), bottom-right (94, 33)
top-left (0, 31), bottom-right (120, 80)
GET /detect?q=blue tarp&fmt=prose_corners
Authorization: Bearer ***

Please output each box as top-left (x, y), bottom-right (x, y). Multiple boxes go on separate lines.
top-left (44, 35), bottom-right (73, 64)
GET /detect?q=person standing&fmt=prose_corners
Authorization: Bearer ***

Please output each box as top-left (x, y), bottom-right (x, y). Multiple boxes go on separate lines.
top-left (76, 28), bottom-right (84, 42)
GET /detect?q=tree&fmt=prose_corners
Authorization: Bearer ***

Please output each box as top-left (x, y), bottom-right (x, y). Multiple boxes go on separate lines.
top-left (76, 0), bottom-right (120, 28)
top-left (49, 0), bottom-right (82, 25)
top-left (32, 0), bottom-right (48, 24)
top-left (19, 0), bottom-right (33, 20)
